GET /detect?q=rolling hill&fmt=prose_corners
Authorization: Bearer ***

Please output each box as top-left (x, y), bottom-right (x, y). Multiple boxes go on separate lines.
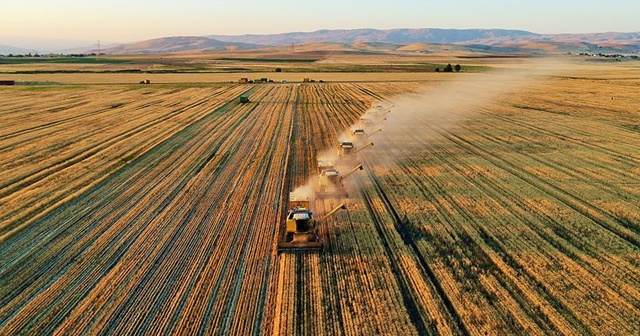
top-left (6, 28), bottom-right (638, 55)
top-left (103, 29), bottom-right (639, 55)
top-left (90, 36), bottom-right (259, 54)
top-left (206, 28), bottom-right (640, 54)
top-left (207, 28), bottom-right (538, 46)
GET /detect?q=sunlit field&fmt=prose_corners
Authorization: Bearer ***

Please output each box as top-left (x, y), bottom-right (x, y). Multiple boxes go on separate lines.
top-left (1, 53), bottom-right (639, 335)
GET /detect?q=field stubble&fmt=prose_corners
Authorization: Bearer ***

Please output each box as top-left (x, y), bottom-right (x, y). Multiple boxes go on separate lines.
top-left (1, 64), bottom-right (639, 335)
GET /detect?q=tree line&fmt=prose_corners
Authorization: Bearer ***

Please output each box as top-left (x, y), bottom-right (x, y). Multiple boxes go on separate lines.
top-left (435, 63), bottom-right (461, 72)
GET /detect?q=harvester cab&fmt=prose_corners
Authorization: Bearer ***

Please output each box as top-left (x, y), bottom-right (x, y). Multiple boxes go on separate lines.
top-left (337, 141), bottom-right (355, 158)
top-left (353, 129), bottom-right (366, 136)
top-left (278, 193), bottom-right (346, 253)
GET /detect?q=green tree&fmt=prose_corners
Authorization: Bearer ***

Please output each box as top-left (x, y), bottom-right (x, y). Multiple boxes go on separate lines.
top-left (444, 63), bottom-right (453, 72)
top-left (454, 64), bottom-right (461, 72)
top-left (275, 67), bottom-right (282, 72)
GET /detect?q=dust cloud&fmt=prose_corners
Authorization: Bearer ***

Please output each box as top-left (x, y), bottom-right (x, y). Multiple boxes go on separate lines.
top-left (291, 178), bottom-right (316, 203)
top-left (353, 58), bottom-right (571, 179)
top-left (292, 58), bottom-right (570, 202)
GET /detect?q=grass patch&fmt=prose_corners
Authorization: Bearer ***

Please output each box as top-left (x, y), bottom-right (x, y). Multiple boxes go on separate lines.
top-left (312, 63), bottom-right (490, 72)
top-left (125, 83), bottom-right (229, 90)
top-left (0, 57), bottom-right (130, 64)
top-left (14, 84), bottom-right (89, 91)
top-left (15, 81), bottom-right (62, 86)
top-left (584, 58), bottom-right (623, 63)
top-left (424, 63), bottom-right (492, 72)
top-left (216, 57), bottom-right (318, 63)
top-left (3, 69), bottom-right (143, 74)
top-left (623, 124), bottom-right (640, 132)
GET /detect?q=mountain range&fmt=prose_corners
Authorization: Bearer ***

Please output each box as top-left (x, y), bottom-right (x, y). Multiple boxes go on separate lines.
top-left (207, 28), bottom-right (538, 45)
top-left (2, 28), bottom-right (639, 55)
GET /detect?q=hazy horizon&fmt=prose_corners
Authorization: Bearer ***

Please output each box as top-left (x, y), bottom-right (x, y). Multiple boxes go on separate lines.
top-left (2, 0), bottom-right (639, 44)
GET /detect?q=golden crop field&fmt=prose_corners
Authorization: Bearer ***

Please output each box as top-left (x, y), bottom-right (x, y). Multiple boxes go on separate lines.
top-left (1, 58), bottom-right (639, 335)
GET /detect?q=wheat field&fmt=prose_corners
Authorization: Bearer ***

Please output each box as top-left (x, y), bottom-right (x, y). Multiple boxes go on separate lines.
top-left (1, 60), bottom-right (639, 335)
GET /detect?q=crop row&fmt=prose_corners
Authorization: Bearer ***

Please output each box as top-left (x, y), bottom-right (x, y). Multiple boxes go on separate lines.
top-left (1, 77), bottom-right (637, 335)
top-left (352, 78), bottom-right (639, 334)
top-left (1, 85), bottom-right (291, 334)
top-left (0, 85), bottom-right (248, 239)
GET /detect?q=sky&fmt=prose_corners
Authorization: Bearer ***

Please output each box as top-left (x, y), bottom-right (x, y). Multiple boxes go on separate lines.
top-left (2, 0), bottom-right (639, 44)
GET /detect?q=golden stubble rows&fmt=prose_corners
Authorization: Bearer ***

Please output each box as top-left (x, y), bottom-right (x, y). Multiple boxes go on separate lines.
top-left (1, 73), bottom-right (639, 335)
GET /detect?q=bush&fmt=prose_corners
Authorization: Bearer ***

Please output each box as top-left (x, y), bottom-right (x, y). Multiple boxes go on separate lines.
top-left (275, 68), bottom-right (282, 72)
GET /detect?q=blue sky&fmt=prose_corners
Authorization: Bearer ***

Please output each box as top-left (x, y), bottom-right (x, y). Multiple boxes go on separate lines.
top-left (2, 0), bottom-right (639, 42)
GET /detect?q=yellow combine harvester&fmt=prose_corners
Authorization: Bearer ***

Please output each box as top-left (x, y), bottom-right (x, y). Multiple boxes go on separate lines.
top-left (369, 104), bottom-right (393, 119)
top-left (352, 128), bottom-right (382, 146)
top-left (338, 141), bottom-right (373, 161)
top-left (316, 164), bottom-right (363, 199)
top-left (277, 193), bottom-right (346, 253)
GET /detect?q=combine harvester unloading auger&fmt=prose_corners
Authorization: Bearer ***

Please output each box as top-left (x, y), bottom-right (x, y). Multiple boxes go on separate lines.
top-left (277, 193), bottom-right (347, 253)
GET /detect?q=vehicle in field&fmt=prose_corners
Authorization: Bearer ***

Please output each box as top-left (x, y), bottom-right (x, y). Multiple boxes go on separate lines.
top-left (338, 141), bottom-right (373, 161)
top-left (277, 193), bottom-right (346, 253)
top-left (316, 164), bottom-right (363, 199)
top-left (353, 129), bottom-right (366, 136)
top-left (369, 104), bottom-right (393, 119)
top-left (352, 128), bottom-right (382, 145)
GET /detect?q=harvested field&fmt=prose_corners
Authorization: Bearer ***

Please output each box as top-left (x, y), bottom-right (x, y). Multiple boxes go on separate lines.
top-left (0, 72), bottom-right (463, 85)
top-left (1, 65), bottom-right (639, 335)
